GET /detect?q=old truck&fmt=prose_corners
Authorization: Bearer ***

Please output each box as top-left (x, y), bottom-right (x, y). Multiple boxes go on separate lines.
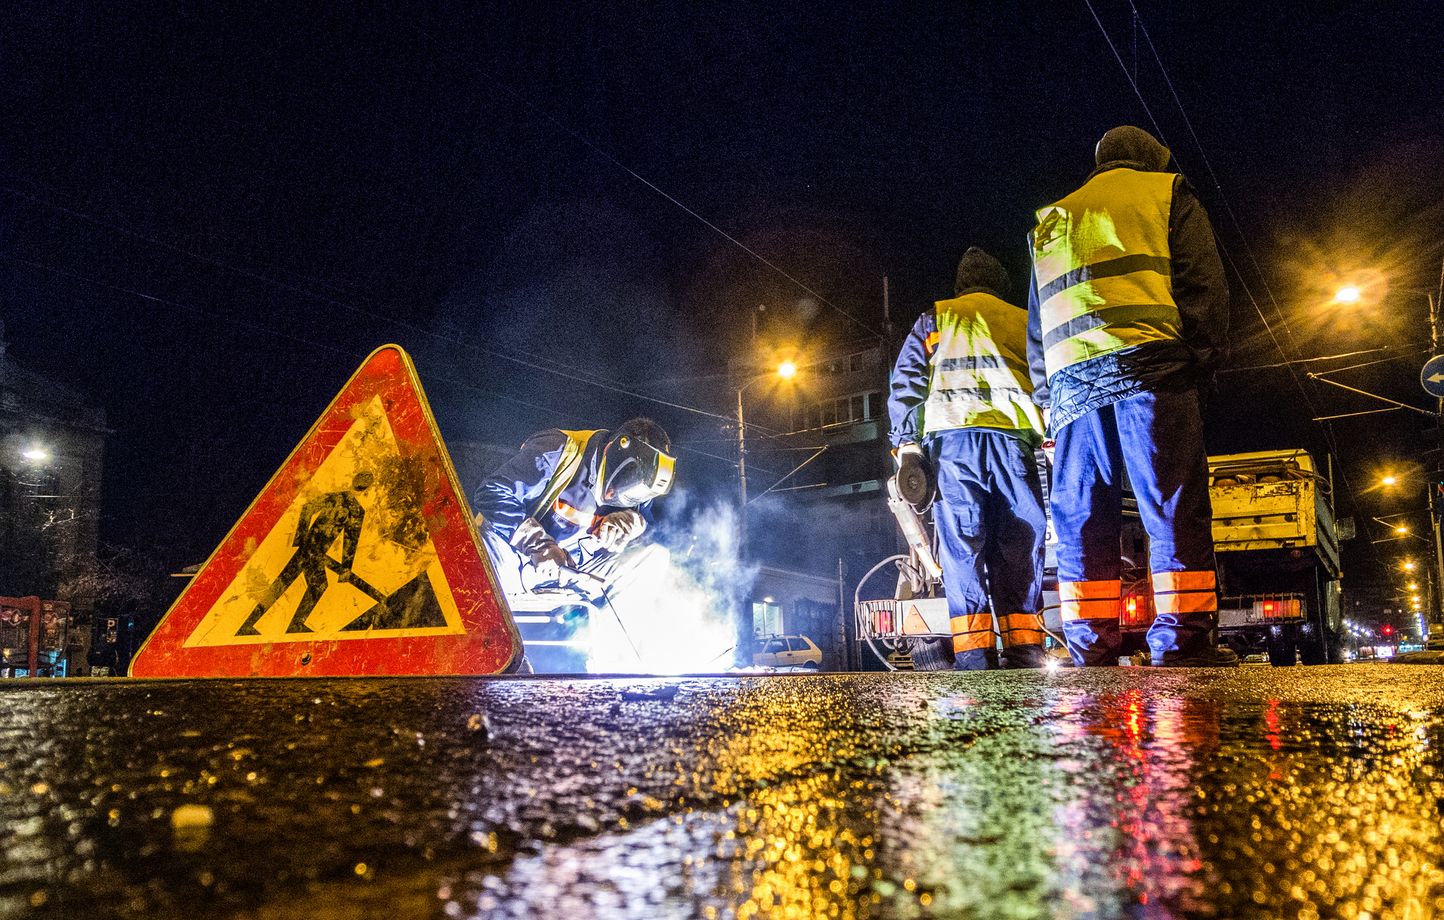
top-left (1206, 449), bottom-right (1344, 665)
top-left (856, 448), bottom-right (1344, 668)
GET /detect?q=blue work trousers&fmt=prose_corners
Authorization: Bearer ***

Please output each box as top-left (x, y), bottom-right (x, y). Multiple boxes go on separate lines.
top-left (1051, 388), bottom-right (1218, 665)
top-left (930, 428), bottom-right (1048, 670)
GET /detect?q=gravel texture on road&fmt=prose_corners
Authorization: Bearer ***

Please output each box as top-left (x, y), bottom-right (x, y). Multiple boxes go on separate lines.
top-left (2, 665), bottom-right (1442, 918)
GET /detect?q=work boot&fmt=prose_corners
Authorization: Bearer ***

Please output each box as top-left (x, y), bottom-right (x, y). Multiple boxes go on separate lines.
top-left (1061, 618), bottom-right (1122, 667)
top-left (1151, 645), bottom-right (1240, 668)
top-left (1000, 644), bottom-right (1047, 669)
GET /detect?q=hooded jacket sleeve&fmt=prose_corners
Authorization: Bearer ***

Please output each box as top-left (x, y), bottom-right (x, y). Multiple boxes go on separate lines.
top-left (887, 311), bottom-right (937, 447)
top-left (472, 431), bottom-right (569, 542)
top-left (1025, 245), bottom-right (1050, 409)
top-left (1169, 177), bottom-right (1230, 375)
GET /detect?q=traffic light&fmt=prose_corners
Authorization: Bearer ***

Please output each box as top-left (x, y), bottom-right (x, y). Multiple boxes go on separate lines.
top-left (1382, 624), bottom-right (1395, 637)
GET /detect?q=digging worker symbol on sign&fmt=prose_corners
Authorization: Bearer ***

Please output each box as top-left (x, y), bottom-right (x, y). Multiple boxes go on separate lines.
top-left (236, 471), bottom-right (374, 636)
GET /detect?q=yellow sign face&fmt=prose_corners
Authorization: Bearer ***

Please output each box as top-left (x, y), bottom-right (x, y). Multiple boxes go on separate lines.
top-left (183, 396), bottom-right (466, 647)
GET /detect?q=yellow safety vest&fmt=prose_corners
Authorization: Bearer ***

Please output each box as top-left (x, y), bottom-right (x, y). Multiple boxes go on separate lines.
top-left (923, 292), bottom-right (1044, 438)
top-left (530, 429), bottom-right (602, 524)
top-left (1032, 168), bottom-right (1182, 378)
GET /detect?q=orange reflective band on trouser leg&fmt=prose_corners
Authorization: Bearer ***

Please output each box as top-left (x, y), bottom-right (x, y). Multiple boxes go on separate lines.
top-left (950, 612), bottom-right (993, 653)
top-left (1058, 580), bottom-right (1121, 623)
top-left (1151, 570), bottom-right (1219, 616)
top-left (999, 612), bottom-right (1045, 647)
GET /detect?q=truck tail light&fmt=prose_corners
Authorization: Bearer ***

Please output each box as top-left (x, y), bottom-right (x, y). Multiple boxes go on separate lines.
top-left (1120, 592), bottom-right (1152, 627)
top-left (1253, 598), bottom-right (1300, 620)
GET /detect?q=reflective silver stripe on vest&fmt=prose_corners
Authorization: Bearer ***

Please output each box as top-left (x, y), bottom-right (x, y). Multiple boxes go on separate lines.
top-left (1037, 253), bottom-right (1173, 305)
top-left (1041, 303), bottom-right (1183, 353)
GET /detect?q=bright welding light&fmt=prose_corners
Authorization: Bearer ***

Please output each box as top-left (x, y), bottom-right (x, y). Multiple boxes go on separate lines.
top-left (1044, 657), bottom-right (1062, 674)
top-left (588, 502), bottom-right (745, 675)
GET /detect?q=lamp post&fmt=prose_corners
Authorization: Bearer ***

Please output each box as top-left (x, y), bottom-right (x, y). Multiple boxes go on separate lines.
top-left (1337, 277), bottom-right (1444, 627)
top-left (733, 359), bottom-right (798, 667)
top-left (1379, 470), bottom-right (1444, 628)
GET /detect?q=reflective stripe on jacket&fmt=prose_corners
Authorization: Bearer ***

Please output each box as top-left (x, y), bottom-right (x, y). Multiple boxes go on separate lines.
top-left (530, 429), bottom-right (603, 520)
top-left (1032, 168), bottom-right (1182, 378)
top-left (923, 292), bottom-right (1044, 439)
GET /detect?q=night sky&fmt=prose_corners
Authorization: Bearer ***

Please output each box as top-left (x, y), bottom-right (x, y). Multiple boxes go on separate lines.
top-left (3, 2), bottom-right (1443, 605)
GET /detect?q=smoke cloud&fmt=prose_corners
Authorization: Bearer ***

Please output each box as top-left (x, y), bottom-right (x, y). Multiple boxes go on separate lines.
top-left (587, 491), bottom-right (754, 674)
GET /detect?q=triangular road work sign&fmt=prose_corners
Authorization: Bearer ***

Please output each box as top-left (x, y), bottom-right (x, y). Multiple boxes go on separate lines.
top-left (131, 345), bottom-right (521, 677)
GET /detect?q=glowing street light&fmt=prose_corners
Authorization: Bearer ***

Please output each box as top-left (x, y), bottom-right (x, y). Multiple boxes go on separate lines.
top-left (21, 446), bottom-right (49, 463)
top-left (1403, 560), bottom-right (1419, 572)
top-left (1381, 474), bottom-right (1399, 487)
top-left (1334, 285), bottom-right (1363, 304)
top-left (734, 354), bottom-right (802, 666)
top-left (1396, 524), bottom-right (1411, 535)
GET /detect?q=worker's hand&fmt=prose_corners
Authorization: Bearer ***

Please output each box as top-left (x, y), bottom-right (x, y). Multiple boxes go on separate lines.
top-left (527, 539), bottom-right (573, 582)
top-left (894, 444), bottom-right (933, 513)
top-left (594, 510), bottom-right (646, 552)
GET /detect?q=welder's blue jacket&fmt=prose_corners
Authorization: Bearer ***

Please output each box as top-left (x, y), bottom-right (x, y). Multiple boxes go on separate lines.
top-left (1026, 162), bottom-right (1229, 433)
top-left (888, 288), bottom-right (1045, 449)
top-left (474, 429), bottom-right (649, 552)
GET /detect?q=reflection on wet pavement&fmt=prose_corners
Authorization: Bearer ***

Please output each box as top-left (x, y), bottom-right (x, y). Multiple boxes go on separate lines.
top-left (2, 666), bottom-right (1444, 918)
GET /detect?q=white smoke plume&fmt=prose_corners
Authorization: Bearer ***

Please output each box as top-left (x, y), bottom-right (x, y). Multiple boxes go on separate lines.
top-left (587, 491), bottom-right (754, 674)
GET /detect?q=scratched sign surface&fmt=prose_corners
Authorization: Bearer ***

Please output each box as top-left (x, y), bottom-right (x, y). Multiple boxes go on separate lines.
top-left (130, 345), bottom-right (520, 677)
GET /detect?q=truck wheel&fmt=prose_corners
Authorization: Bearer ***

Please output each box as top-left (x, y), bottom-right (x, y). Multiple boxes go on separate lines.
top-left (1298, 633), bottom-right (1328, 666)
top-left (1266, 625), bottom-right (1297, 667)
top-left (907, 638), bottom-right (954, 672)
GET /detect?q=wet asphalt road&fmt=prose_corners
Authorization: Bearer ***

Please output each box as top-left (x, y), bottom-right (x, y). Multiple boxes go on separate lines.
top-left (2, 665), bottom-right (1443, 919)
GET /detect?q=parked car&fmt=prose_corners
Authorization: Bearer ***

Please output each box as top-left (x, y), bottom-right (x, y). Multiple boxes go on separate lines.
top-left (753, 635), bottom-right (822, 670)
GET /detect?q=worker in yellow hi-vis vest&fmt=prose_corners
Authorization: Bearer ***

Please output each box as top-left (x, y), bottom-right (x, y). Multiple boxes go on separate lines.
top-left (1027, 126), bottom-right (1235, 668)
top-left (473, 419), bottom-right (675, 597)
top-left (889, 248), bottom-right (1049, 670)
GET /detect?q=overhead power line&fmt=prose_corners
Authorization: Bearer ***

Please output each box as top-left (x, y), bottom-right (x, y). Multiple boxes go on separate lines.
top-left (0, 253), bottom-right (746, 472)
top-left (1083, 0), bottom-right (1382, 552)
top-left (398, 20), bottom-right (886, 341)
top-left (3, 185), bottom-right (740, 426)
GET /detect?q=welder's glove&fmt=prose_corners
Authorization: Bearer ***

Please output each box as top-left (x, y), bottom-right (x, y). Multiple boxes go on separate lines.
top-left (511, 518), bottom-right (574, 582)
top-left (894, 443), bottom-right (934, 514)
top-left (594, 510), bottom-right (646, 552)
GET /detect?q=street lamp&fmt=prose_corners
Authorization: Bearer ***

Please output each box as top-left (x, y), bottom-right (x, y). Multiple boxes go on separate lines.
top-left (735, 360), bottom-right (803, 514)
top-left (1334, 285), bottom-right (1362, 305)
top-left (21, 445), bottom-right (49, 463)
top-left (733, 360), bottom-right (801, 666)
top-left (1380, 470), bottom-right (1444, 630)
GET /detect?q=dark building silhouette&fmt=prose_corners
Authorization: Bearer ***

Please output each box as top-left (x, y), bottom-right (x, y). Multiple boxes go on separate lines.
top-left (739, 337), bottom-right (905, 669)
top-left (0, 322), bottom-right (108, 673)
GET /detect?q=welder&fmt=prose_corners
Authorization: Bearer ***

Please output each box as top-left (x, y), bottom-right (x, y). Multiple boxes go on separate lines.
top-left (1027, 125), bottom-right (1235, 667)
top-left (889, 247), bottom-right (1049, 670)
top-left (473, 418), bottom-right (675, 598)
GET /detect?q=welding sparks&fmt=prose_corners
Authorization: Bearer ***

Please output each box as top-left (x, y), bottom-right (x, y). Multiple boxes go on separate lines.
top-left (588, 497), bottom-right (751, 674)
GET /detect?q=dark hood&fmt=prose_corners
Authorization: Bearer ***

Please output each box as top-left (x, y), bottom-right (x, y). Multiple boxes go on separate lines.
top-left (954, 247), bottom-right (1010, 298)
top-left (1094, 125), bottom-right (1172, 172)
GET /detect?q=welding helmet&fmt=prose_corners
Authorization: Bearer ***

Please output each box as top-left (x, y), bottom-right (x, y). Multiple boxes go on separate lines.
top-left (599, 419), bottom-right (675, 507)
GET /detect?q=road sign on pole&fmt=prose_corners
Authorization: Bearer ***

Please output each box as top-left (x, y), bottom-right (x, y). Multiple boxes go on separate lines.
top-left (130, 345), bottom-right (521, 678)
top-left (1421, 355), bottom-right (1444, 398)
